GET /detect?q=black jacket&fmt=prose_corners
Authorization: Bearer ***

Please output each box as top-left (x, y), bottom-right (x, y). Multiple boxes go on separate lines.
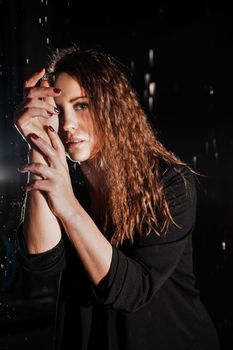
top-left (17, 164), bottom-right (221, 350)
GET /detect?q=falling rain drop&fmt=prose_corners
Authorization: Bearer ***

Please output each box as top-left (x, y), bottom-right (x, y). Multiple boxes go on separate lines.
top-left (148, 96), bottom-right (153, 112)
top-left (222, 241), bottom-right (226, 251)
top-left (209, 85), bottom-right (214, 95)
top-left (39, 17), bottom-right (42, 24)
top-left (144, 89), bottom-right (148, 102)
top-left (149, 49), bottom-right (154, 67)
top-left (45, 16), bottom-right (47, 22)
top-left (205, 141), bottom-right (209, 155)
top-left (212, 138), bottom-right (216, 151)
top-left (214, 152), bottom-right (218, 161)
top-left (144, 73), bottom-right (150, 87)
top-left (192, 156), bottom-right (197, 167)
top-left (130, 60), bottom-right (135, 72)
top-left (26, 58), bottom-right (29, 64)
top-left (149, 81), bottom-right (156, 96)
top-left (46, 37), bottom-right (50, 44)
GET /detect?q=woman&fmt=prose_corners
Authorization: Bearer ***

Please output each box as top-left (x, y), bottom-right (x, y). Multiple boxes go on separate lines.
top-left (14, 46), bottom-right (220, 350)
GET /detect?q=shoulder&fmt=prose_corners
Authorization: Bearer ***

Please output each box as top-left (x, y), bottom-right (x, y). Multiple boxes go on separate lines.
top-left (160, 162), bottom-right (196, 199)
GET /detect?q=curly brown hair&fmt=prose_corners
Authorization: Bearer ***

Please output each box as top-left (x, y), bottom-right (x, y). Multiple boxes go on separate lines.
top-left (47, 45), bottom-right (189, 247)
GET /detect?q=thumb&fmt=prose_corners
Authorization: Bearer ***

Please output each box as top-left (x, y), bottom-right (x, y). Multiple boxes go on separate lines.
top-left (40, 76), bottom-right (56, 106)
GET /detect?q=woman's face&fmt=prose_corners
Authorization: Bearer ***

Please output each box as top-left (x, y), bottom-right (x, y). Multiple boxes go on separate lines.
top-left (54, 72), bottom-right (98, 162)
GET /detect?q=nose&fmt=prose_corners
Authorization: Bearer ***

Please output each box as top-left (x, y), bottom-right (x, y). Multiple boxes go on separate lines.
top-left (61, 108), bottom-right (79, 132)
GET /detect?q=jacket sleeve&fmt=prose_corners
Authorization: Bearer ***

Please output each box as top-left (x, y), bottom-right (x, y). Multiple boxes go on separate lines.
top-left (16, 222), bottom-right (66, 277)
top-left (92, 165), bottom-right (197, 313)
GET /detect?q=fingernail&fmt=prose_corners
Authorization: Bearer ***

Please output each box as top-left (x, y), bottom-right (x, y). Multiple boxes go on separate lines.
top-left (30, 133), bottom-right (39, 140)
top-left (54, 107), bottom-right (60, 113)
top-left (53, 88), bottom-right (61, 94)
top-left (47, 111), bottom-right (53, 116)
top-left (38, 67), bottom-right (44, 73)
top-left (48, 125), bottom-right (55, 132)
top-left (17, 167), bottom-right (24, 172)
top-left (18, 167), bottom-right (28, 173)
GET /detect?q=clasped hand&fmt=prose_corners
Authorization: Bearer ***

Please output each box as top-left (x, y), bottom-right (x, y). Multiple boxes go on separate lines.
top-left (19, 129), bottom-right (79, 221)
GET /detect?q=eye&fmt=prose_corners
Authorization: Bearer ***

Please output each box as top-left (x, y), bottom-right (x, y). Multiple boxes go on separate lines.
top-left (74, 102), bottom-right (89, 111)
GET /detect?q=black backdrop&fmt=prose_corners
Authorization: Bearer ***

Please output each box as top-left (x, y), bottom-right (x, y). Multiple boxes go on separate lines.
top-left (0, 0), bottom-right (232, 349)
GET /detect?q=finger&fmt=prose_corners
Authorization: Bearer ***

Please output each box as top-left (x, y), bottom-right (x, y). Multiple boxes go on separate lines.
top-left (40, 79), bottom-right (56, 106)
top-left (18, 162), bottom-right (54, 179)
top-left (23, 97), bottom-right (59, 115)
top-left (22, 107), bottom-right (56, 119)
top-left (24, 68), bottom-right (45, 89)
top-left (28, 133), bottom-right (60, 167)
top-left (47, 125), bottom-right (65, 152)
top-left (24, 178), bottom-right (52, 193)
top-left (25, 86), bottom-right (61, 99)
top-left (46, 126), bottom-right (68, 167)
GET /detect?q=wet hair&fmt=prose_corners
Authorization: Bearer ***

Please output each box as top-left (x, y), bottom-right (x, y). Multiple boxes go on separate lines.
top-left (47, 45), bottom-right (190, 247)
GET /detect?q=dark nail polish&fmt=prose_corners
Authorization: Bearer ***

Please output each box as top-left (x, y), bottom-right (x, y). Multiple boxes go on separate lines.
top-left (54, 107), bottom-right (60, 113)
top-left (53, 88), bottom-right (61, 94)
top-left (47, 111), bottom-right (53, 116)
top-left (48, 125), bottom-right (55, 132)
top-left (30, 133), bottom-right (39, 140)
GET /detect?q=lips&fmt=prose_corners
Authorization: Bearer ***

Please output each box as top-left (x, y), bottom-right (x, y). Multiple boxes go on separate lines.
top-left (65, 138), bottom-right (85, 144)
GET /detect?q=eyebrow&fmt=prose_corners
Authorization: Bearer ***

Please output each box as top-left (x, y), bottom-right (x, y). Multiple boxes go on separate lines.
top-left (69, 96), bottom-right (87, 103)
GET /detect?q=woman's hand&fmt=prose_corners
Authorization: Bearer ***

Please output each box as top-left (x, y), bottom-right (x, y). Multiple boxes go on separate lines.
top-left (14, 68), bottom-right (61, 147)
top-left (18, 126), bottom-right (79, 221)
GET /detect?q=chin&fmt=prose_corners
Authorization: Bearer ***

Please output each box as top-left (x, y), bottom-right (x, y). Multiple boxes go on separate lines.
top-left (66, 151), bottom-right (91, 163)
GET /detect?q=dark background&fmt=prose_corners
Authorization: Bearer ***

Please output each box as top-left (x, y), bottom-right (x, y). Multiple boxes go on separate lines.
top-left (0, 0), bottom-right (233, 349)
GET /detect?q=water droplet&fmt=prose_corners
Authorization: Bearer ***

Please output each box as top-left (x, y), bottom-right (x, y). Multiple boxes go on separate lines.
top-left (209, 85), bottom-right (214, 95)
top-left (148, 96), bottom-right (153, 111)
top-left (192, 156), bottom-right (197, 167)
top-left (149, 81), bottom-right (156, 96)
top-left (144, 73), bottom-right (150, 87)
top-left (130, 60), bottom-right (135, 72)
top-left (149, 49), bottom-right (154, 66)
top-left (222, 241), bottom-right (226, 251)
top-left (144, 89), bottom-right (148, 102)
top-left (212, 138), bottom-right (216, 151)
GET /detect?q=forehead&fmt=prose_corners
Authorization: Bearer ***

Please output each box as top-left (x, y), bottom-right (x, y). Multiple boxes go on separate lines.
top-left (54, 72), bottom-right (85, 99)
